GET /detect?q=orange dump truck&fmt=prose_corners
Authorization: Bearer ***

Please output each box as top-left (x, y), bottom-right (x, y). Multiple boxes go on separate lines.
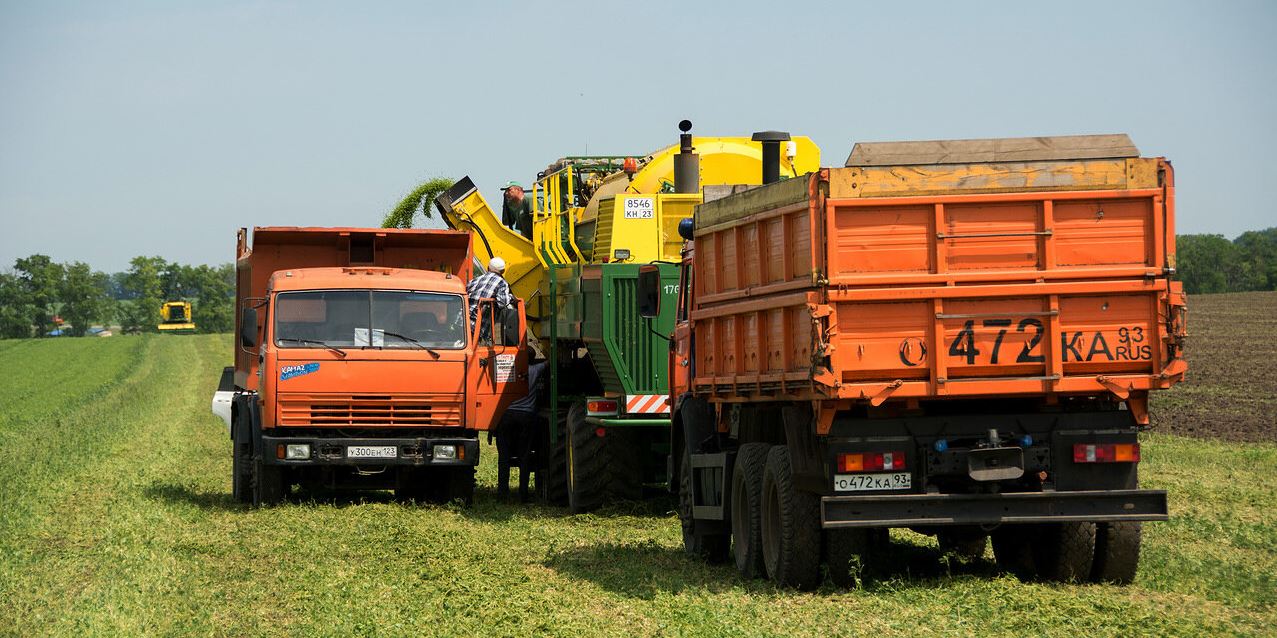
top-left (642, 135), bottom-right (1186, 589)
top-left (211, 227), bottom-right (526, 506)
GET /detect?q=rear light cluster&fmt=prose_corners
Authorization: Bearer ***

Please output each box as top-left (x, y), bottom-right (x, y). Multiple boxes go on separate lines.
top-left (586, 399), bottom-right (618, 416)
top-left (837, 451), bottom-right (906, 473)
top-left (1073, 443), bottom-right (1140, 463)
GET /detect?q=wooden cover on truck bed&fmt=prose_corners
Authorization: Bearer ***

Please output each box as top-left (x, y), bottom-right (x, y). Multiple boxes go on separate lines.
top-left (689, 148), bottom-right (1186, 411)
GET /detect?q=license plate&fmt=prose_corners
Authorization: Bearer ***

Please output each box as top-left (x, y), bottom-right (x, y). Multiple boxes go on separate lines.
top-left (346, 445), bottom-right (397, 459)
top-left (834, 472), bottom-right (911, 492)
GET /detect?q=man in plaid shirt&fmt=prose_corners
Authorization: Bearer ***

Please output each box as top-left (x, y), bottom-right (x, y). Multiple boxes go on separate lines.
top-left (467, 257), bottom-right (514, 320)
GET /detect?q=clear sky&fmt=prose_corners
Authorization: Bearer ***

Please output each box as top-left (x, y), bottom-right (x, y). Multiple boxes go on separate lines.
top-left (2, 1), bottom-right (1274, 272)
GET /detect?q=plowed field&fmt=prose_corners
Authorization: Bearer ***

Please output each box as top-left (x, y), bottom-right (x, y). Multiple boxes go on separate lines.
top-left (1152, 291), bottom-right (1277, 442)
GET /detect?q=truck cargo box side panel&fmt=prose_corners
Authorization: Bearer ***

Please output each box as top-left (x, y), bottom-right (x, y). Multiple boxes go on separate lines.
top-left (825, 191), bottom-right (1161, 285)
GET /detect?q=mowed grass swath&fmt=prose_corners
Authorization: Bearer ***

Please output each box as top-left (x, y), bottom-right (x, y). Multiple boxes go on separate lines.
top-left (0, 293), bottom-right (1274, 636)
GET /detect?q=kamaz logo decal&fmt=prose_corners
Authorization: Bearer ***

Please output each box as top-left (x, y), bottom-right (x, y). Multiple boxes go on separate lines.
top-left (280, 363), bottom-right (320, 380)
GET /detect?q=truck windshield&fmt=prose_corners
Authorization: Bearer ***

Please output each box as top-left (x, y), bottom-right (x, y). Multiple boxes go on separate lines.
top-left (274, 290), bottom-right (466, 350)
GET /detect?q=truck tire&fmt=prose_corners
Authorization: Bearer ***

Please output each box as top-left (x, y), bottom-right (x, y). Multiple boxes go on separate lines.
top-left (1034, 522), bottom-right (1096, 583)
top-left (566, 400), bottom-right (607, 513)
top-left (537, 411), bottom-right (569, 506)
top-left (602, 427), bottom-right (644, 502)
top-left (1091, 522), bottom-right (1141, 584)
top-left (436, 467), bottom-right (475, 506)
top-left (761, 446), bottom-right (822, 590)
top-left (731, 443), bottom-right (771, 579)
top-left (825, 528), bottom-right (888, 588)
top-left (251, 456), bottom-right (286, 507)
top-left (992, 525), bottom-right (1038, 580)
top-left (678, 442), bottom-right (730, 563)
top-left (938, 528), bottom-right (988, 561)
top-left (231, 411), bottom-right (252, 504)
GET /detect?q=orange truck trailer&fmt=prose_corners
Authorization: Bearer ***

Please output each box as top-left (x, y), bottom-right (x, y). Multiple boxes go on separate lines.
top-left (641, 134), bottom-right (1187, 589)
top-left (211, 227), bottom-right (527, 506)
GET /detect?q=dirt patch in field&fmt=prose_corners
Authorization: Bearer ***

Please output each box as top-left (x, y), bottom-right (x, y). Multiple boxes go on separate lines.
top-left (1150, 291), bottom-right (1277, 442)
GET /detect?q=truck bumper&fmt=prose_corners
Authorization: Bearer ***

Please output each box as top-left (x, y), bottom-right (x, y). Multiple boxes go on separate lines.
top-left (260, 436), bottom-right (479, 467)
top-left (821, 489), bottom-right (1168, 528)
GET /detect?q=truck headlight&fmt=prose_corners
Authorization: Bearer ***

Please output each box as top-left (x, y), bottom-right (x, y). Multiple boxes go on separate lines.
top-left (286, 444), bottom-right (311, 460)
top-left (433, 444), bottom-right (457, 460)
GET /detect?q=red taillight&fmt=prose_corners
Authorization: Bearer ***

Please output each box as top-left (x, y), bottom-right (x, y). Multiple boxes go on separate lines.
top-left (1073, 443), bottom-right (1140, 463)
top-left (837, 451), bottom-right (906, 473)
top-left (586, 399), bottom-right (618, 415)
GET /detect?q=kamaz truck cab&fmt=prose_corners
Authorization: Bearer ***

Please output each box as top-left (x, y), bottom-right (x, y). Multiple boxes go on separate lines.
top-left (211, 227), bottom-right (526, 506)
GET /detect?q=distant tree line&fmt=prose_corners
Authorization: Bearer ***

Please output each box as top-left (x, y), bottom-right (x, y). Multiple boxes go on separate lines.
top-left (0, 254), bottom-right (234, 339)
top-left (1176, 228), bottom-right (1277, 294)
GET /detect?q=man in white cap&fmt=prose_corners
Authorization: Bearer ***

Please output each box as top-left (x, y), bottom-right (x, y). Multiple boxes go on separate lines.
top-left (501, 181), bottom-right (533, 240)
top-left (466, 257), bottom-right (514, 322)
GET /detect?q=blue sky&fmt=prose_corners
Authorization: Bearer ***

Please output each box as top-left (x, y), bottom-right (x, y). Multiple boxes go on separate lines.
top-left (2, 1), bottom-right (1274, 271)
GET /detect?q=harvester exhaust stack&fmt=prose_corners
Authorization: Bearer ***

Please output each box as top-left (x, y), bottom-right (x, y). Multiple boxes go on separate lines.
top-left (752, 130), bottom-right (792, 184)
top-left (674, 119), bottom-right (700, 194)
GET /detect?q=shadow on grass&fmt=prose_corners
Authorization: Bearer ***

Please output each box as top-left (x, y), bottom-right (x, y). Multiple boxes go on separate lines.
top-left (144, 483), bottom-right (240, 511)
top-left (544, 535), bottom-right (1004, 600)
top-left (144, 481), bottom-right (676, 520)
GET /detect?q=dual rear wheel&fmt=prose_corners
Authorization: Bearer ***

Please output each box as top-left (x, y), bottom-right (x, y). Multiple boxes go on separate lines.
top-left (992, 520), bottom-right (1142, 584)
top-left (700, 441), bottom-right (1145, 588)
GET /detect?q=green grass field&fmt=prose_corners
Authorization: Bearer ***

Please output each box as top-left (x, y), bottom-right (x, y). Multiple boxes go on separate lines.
top-left (1, 332), bottom-right (1275, 637)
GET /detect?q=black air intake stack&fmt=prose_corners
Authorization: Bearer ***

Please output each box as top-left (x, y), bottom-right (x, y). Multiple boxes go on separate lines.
top-left (752, 130), bottom-right (792, 185)
top-left (674, 119), bottom-right (700, 194)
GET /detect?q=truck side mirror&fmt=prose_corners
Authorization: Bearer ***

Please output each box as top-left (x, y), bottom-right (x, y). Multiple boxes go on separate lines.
top-left (637, 265), bottom-right (661, 319)
top-left (240, 308), bottom-right (258, 349)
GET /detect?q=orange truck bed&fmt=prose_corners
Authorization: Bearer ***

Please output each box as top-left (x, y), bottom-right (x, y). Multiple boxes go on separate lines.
top-left (689, 141), bottom-right (1187, 420)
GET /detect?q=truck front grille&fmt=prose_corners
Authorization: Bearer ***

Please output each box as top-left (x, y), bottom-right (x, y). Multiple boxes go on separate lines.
top-left (278, 394), bottom-right (463, 427)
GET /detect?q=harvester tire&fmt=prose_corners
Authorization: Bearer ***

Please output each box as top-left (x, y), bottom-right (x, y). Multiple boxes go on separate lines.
top-left (537, 411), bottom-right (569, 506)
top-left (761, 446), bottom-right (822, 590)
top-left (1034, 522), bottom-right (1096, 583)
top-left (731, 443), bottom-right (771, 579)
top-left (1091, 522), bottom-right (1141, 584)
top-left (603, 427), bottom-right (643, 502)
top-left (566, 400), bottom-right (606, 513)
top-left (251, 457), bottom-right (285, 507)
top-left (678, 443), bottom-right (730, 563)
top-left (231, 412), bottom-right (252, 504)
top-left (992, 525), bottom-right (1038, 580)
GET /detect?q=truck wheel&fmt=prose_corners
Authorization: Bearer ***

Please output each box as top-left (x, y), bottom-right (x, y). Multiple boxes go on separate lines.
top-left (537, 412), bottom-right (569, 506)
top-left (566, 400), bottom-right (607, 513)
top-left (1034, 522), bottom-right (1096, 583)
top-left (678, 442), bottom-right (730, 563)
top-left (437, 467), bottom-right (475, 506)
top-left (394, 468), bottom-right (426, 503)
top-left (761, 446), bottom-right (822, 590)
top-left (992, 525), bottom-right (1038, 580)
top-left (938, 528), bottom-right (988, 561)
top-left (231, 412), bottom-right (253, 504)
top-left (251, 456), bottom-right (286, 507)
top-left (603, 428), bottom-right (644, 502)
top-left (825, 528), bottom-right (887, 588)
top-left (731, 442), bottom-right (771, 579)
top-left (1091, 522), bottom-right (1141, 584)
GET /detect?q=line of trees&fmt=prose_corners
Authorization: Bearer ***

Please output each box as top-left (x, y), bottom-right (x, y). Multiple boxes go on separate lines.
top-left (1, 227), bottom-right (1271, 339)
top-left (0, 255), bottom-right (234, 339)
top-left (1176, 228), bottom-right (1277, 294)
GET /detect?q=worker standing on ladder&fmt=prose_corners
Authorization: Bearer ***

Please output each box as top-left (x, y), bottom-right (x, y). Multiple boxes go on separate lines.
top-left (501, 181), bottom-right (534, 240)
